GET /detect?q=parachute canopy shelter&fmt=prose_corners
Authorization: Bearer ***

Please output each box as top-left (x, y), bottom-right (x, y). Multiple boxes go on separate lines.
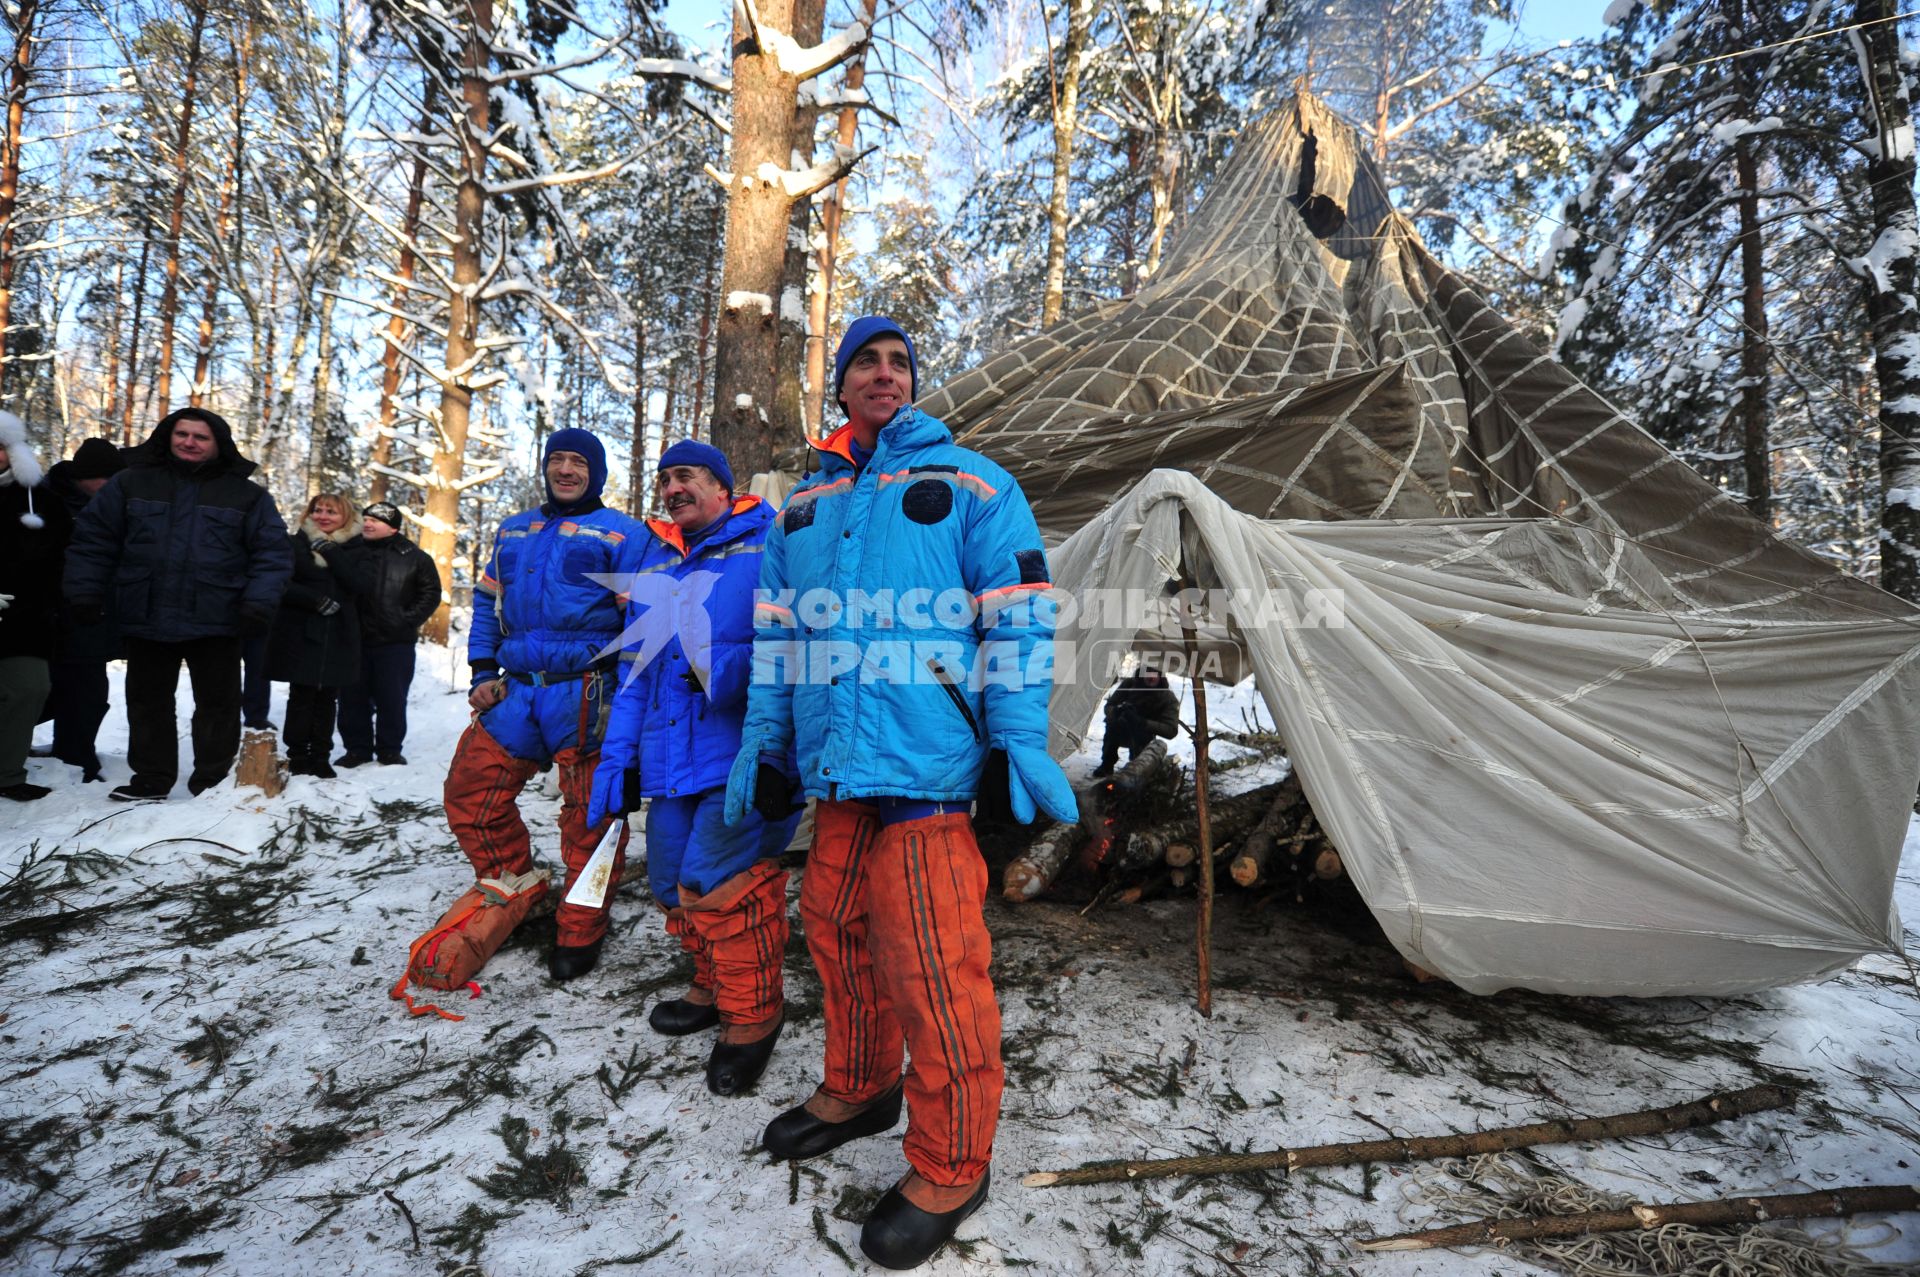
top-left (918, 94), bottom-right (1920, 997)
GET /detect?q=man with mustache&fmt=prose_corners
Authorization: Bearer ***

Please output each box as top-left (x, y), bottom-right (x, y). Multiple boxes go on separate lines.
top-left (443, 429), bottom-right (647, 981)
top-left (726, 316), bottom-right (1076, 1269)
top-left (589, 439), bottom-right (799, 1097)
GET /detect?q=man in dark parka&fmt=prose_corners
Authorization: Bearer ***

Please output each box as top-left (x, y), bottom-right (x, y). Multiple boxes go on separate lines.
top-left (65, 408), bottom-right (293, 801)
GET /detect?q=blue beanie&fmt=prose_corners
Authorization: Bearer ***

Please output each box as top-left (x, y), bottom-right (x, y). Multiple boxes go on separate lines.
top-left (833, 316), bottom-right (918, 412)
top-left (658, 438), bottom-right (735, 493)
top-left (543, 427), bottom-right (606, 506)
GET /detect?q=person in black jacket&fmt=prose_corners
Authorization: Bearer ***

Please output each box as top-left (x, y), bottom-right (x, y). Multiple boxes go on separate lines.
top-left (64, 407), bottom-right (292, 802)
top-left (268, 493), bottom-right (368, 778)
top-left (1092, 667), bottom-right (1181, 777)
top-left (41, 438), bottom-right (125, 781)
top-left (0, 413), bottom-right (74, 802)
top-left (336, 501), bottom-right (440, 767)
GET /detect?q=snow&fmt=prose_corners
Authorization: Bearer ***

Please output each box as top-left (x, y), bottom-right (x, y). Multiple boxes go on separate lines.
top-left (734, 393), bottom-right (753, 409)
top-left (1709, 115), bottom-right (1784, 145)
top-left (3, 666), bottom-right (1919, 1274)
top-left (1853, 223), bottom-right (1920, 296)
top-left (1885, 486), bottom-right (1920, 510)
top-left (1552, 295), bottom-right (1589, 355)
top-left (724, 290), bottom-right (774, 316)
top-left (761, 18), bottom-right (869, 82)
top-left (1603, 0), bottom-right (1638, 23)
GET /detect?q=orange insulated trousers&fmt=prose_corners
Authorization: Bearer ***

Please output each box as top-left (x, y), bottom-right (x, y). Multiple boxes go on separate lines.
top-left (444, 720), bottom-right (629, 948)
top-left (680, 860), bottom-right (790, 1025)
top-left (801, 801), bottom-right (1002, 1187)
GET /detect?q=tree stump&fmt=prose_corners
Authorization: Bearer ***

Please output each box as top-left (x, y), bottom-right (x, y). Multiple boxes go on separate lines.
top-left (235, 728), bottom-right (285, 796)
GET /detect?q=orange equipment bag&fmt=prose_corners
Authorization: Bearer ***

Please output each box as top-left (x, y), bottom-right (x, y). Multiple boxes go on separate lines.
top-left (389, 869), bottom-right (550, 1021)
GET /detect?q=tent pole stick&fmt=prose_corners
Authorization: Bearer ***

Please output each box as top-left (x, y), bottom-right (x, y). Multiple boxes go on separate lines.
top-left (1182, 606), bottom-right (1215, 1018)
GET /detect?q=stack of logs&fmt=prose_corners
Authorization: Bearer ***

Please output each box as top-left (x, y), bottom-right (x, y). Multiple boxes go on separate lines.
top-left (1001, 741), bottom-right (1338, 905)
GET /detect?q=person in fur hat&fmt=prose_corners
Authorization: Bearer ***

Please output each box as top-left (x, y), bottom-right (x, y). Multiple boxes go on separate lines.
top-left (65, 407), bottom-right (292, 801)
top-left (268, 492), bottom-right (370, 778)
top-left (0, 412), bottom-right (75, 802)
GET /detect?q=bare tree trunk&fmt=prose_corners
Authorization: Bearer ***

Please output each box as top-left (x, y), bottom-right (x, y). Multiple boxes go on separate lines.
top-left (122, 233), bottom-right (153, 442)
top-left (151, 0), bottom-right (209, 413)
top-left (368, 89), bottom-right (434, 505)
top-left (102, 261), bottom-right (123, 430)
top-left (306, 287), bottom-right (338, 487)
top-left (1856, 0), bottom-right (1920, 600)
top-left (713, 0), bottom-right (811, 476)
top-left (1143, 37), bottom-right (1182, 282)
top-left (191, 18), bottom-right (252, 408)
top-left (769, 0), bottom-right (825, 460)
top-left (0, 0), bottom-right (40, 400)
top-left (1041, 0), bottom-right (1092, 328)
top-left (419, 0), bottom-right (493, 646)
top-left (804, 0), bottom-right (877, 435)
top-left (1731, 140), bottom-right (1770, 521)
top-left (256, 245), bottom-right (280, 453)
top-left (630, 315), bottom-right (647, 507)
top-left (693, 206), bottom-right (719, 430)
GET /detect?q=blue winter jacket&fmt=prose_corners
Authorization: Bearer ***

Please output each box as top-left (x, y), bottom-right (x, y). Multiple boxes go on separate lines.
top-left (469, 500), bottom-right (647, 759)
top-left (600, 497), bottom-right (775, 798)
top-left (739, 407), bottom-right (1058, 802)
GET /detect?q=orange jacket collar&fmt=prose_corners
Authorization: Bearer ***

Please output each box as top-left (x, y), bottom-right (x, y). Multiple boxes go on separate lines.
top-left (646, 494), bottom-right (763, 558)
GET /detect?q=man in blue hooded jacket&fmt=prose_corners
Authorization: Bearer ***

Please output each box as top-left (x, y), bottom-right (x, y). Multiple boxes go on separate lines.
top-left (444, 428), bottom-right (646, 981)
top-left (589, 439), bottom-right (799, 1096)
top-left (725, 317), bottom-right (1076, 1270)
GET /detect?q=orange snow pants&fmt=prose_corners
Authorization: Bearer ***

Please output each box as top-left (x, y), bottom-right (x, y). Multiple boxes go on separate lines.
top-left (444, 720), bottom-right (629, 948)
top-left (679, 860), bottom-right (790, 1026)
top-left (801, 801), bottom-right (1001, 1187)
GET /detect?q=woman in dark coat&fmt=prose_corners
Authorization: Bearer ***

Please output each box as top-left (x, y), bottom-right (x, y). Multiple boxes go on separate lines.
top-left (269, 492), bottom-right (367, 777)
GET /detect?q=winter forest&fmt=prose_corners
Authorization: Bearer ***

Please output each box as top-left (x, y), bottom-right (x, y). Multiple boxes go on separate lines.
top-left (1, 0), bottom-right (1917, 614)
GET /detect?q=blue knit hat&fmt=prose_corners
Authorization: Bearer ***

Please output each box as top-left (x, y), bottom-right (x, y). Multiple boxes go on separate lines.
top-left (833, 316), bottom-right (918, 414)
top-left (543, 427), bottom-right (606, 506)
top-left (658, 438), bottom-right (735, 493)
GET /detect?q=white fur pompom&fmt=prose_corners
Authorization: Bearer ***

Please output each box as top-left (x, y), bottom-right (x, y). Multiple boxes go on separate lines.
top-left (20, 511), bottom-right (44, 528)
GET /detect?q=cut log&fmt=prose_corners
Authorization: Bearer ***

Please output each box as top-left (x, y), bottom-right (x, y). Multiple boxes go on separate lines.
top-left (1023, 1083), bottom-right (1792, 1188)
top-left (1312, 847), bottom-right (1343, 880)
top-left (1125, 782), bottom-right (1284, 873)
top-left (1106, 737), bottom-right (1172, 798)
top-left (1228, 776), bottom-right (1304, 887)
top-left (1164, 841), bottom-right (1196, 868)
top-left (235, 728), bottom-right (285, 796)
top-left (1359, 1184), bottom-right (1920, 1252)
top-left (1004, 783), bottom-right (1102, 901)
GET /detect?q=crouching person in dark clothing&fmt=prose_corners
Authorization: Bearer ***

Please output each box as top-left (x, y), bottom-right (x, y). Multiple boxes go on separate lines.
top-left (43, 438), bottom-right (125, 781)
top-left (64, 408), bottom-right (292, 802)
top-left (1093, 668), bottom-right (1180, 777)
top-left (269, 493), bottom-right (369, 778)
top-left (336, 501), bottom-right (439, 768)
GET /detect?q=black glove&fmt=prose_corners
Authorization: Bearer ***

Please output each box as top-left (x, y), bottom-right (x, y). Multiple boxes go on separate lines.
top-left (316, 598), bottom-right (342, 617)
top-left (309, 535), bottom-right (334, 553)
top-left (240, 606), bottom-right (275, 638)
top-left (680, 665), bottom-right (705, 696)
top-left (973, 748), bottom-right (1014, 825)
top-left (753, 762), bottom-right (798, 824)
top-left (1109, 703), bottom-right (1140, 729)
top-left (618, 766), bottom-right (640, 816)
top-left (71, 600), bottom-right (106, 626)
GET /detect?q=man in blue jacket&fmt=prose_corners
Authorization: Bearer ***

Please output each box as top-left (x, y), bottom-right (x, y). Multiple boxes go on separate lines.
top-left (726, 317), bottom-right (1075, 1269)
top-left (589, 439), bottom-right (799, 1096)
top-left (444, 429), bottom-right (646, 981)
top-left (64, 408), bottom-right (292, 802)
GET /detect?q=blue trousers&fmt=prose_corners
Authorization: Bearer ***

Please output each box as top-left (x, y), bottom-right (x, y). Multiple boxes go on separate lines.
top-left (339, 642), bottom-right (417, 755)
top-left (645, 788), bottom-right (799, 906)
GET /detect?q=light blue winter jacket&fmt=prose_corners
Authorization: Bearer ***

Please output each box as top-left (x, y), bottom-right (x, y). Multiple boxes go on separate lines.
top-left (738, 407), bottom-right (1059, 802)
top-left (599, 497), bottom-right (775, 798)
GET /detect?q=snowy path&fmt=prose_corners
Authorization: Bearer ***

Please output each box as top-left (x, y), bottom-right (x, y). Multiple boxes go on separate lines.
top-left (2, 652), bottom-right (1917, 1275)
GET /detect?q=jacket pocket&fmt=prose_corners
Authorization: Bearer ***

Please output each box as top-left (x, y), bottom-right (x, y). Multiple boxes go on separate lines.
top-left (198, 505), bottom-right (247, 572)
top-left (925, 657), bottom-right (984, 743)
top-left (193, 570), bottom-right (244, 624)
top-left (115, 568), bottom-right (152, 620)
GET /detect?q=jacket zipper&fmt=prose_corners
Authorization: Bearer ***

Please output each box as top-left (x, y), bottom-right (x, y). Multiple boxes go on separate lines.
top-left (925, 657), bottom-right (984, 743)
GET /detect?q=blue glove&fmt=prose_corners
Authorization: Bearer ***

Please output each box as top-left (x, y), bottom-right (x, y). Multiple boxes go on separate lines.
top-left (586, 757), bottom-right (633, 829)
top-left (723, 734), bottom-right (766, 827)
top-left (1003, 741), bottom-right (1077, 825)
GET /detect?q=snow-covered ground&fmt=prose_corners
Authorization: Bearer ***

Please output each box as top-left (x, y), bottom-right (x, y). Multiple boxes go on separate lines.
top-left (2, 651), bottom-right (1918, 1275)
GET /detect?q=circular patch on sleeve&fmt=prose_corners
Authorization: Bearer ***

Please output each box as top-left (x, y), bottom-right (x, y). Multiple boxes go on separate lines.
top-left (784, 501), bottom-right (816, 534)
top-left (902, 479), bottom-right (953, 525)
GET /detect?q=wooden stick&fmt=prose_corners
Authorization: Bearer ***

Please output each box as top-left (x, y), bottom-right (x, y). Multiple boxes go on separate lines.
top-left (1003, 816), bottom-right (1084, 901)
top-left (1359, 1184), bottom-right (1920, 1252)
top-left (1022, 1083), bottom-right (1793, 1189)
top-left (1184, 623), bottom-right (1215, 1019)
top-left (1229, 777), bottom-right (1303, 887)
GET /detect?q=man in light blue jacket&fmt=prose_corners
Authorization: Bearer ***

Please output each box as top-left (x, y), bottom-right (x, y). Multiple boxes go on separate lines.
top-left (726, 316), bottom-right (1075, 1270)
top-left (590, 439), bottom-right (798, 1097)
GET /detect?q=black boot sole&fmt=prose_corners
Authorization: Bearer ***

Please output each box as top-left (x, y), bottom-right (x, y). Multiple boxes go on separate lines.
top-left (763, 1082), bottom-right (904, 1160)
top-left (859, 1169), bottom-right (991, 1270)
top-left (547, 940), bottom-right (603, 982)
